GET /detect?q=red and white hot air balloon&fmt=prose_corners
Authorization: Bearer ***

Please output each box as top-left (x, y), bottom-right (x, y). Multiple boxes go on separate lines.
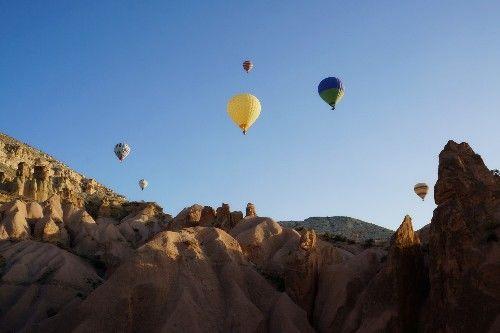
top-left (242, 60), bottom-right (253, 73)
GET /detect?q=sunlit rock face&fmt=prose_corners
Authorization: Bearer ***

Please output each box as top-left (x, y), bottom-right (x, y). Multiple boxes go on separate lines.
top-left (246, 202), bottom-right (257, 217)
top-left (0, 133), bottom-right (125, 208)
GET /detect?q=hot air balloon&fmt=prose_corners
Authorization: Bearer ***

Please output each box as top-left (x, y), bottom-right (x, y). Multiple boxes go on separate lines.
top-left (414, 183), bottom-right (429, 201)
top-left (227, 94), bottom-right (261, 135)
top-left (114, 143), bottom-right (130, 162)
top-left (243, 60), bottom-right (253, 73)
top-left (318, 77), bottom-right (344, 110)
top-left (139, 179), bottom-right (148, 191)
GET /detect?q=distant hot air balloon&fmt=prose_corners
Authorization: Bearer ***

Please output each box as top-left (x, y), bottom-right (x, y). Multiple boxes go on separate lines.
top-left (414, 183), bottom-right (429, 201)
top-left (318, 77), bottom-right (344, 110)
top-left (227, 94), bottom-right (261, 135)
top-left (139, 179), bottom-right (148, 191)
top-left (243, 60), bottom-right (253, 73)
top-left (114, 143), bottom-right (130, 162)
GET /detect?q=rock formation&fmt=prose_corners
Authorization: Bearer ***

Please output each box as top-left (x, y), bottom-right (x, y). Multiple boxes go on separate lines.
top-left (423, 141), bottom-right (500, 332)
top-left (0, 133), bottom-right (125, 209)
top-left (38, 227), bottom-right (314, 333)
top-left (0, 135), bottom-right (498, 333)
top-left (215, 203), bottom-right (232, 229)
top-left (246, 202), bottom-right (257, 217)
top-left (170, 203), bottom-right (248, 232)
top-left (0, 240), bottom-right (102, 332)
top-left (230, 217), bottom-right (351, 323)
top-left (311, 142), bottom-right (499, 333)
top-left (280, 216), bottom-right (394, 243)
top-left (0, 200), bottom-right (30, 240)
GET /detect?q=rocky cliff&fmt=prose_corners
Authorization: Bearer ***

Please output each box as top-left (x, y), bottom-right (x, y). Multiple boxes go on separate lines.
top-left (0, 132), bottom-right (124, 208)
top-left (423, 141), bottom-right (500, 332)
top-left (0, 138), bottom-right (498, 333)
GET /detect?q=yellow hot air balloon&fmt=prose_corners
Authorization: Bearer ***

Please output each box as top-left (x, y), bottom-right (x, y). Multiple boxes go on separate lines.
top-left (414, 183), bottom-right (429, 201)
top-left (227, 94), bottom-right (261, 134)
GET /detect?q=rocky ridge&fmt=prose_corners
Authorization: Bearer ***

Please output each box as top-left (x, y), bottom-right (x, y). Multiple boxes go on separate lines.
top-left (0, 138), bottom-right (498, 332)
top-left (0, 132), bottom-right (124, 209)
top-left (280, 216), bottom-right (394, 243)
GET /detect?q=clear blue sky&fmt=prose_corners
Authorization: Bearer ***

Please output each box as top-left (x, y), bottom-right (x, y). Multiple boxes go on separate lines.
top-left (1, 1), bottom-right (499, 230)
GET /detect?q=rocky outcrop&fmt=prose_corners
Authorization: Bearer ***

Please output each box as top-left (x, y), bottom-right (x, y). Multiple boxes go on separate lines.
top-left (387, 216), bottom-right (427, 332)
top-left (39, 227), bottom-right (314, 333)
top-left (26, 201), bottom-right (43, 219)
top-left (315, 215), bottom-right (426, 333)
top-left (280, 216), bottom-right (394, 243)
top-left (117, 202), bottom-right (170, 247)
top-left (423, 141), bottom-right (500, 332)
top-left (170, 203), bottom-right (247, 231)
top-left (313, 247), bottom-right (385, 332)
top-left (0, 196), bottom-right (165, 271)
top-left (230, 217), bottom-right (352, 322)
top-left (62, 201), bottom-right (133, 268)
top-left (0, 135), bottom-right (498, 333)
top-left (0, 240), bottom-right (102, 332)
top-left (200, 205), bottom-right (216, 225)
top-left (0, 200), bottom-right (30, 240)
top-left (311, 142), bottom-right (498, 333)
top-left (0, 133), bottom-right (125, 207)
top-left (231, 210), bottom-right (244, 226)
top-left (215, 203), bottom-right (232, 229)
top-left (284, 229), bottom-right (321, 320)
top-left (169, 204), bottom-right (203, 230)
top-left (246, 202), bottom-right (257, 217)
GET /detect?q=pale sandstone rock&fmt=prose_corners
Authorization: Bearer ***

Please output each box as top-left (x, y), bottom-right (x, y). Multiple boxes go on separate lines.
top-left (231, 217), bottom-right (351, 321)
top-left (246, 202), bottom-right (257, 217)
top-left (0, 133), bottom-right (126, 209)
top-left (117, 203), bottom-right (169, 246)
top-left (199, 205), bottom-right (216, 226)
top-left (26, 201), bottom-right (43, 219)
top-left (95, 216), bottom-right (119, 225)
top-left (230, 210), bottom-right (244, 227)
top-left (215, 203), bottom-right (232, 230)
top-left (168, 204), bottom-right (203, 231)
top-left (38, 227), bottom-right (313, 333)
top-left (42, 195), bottom-right (63, 223)
top-left (0, 200), bottom-right (30, 240)
top-left (34, 216), bottom-right (69, 247)
top-left (0, 240), bottom-right (102, 332)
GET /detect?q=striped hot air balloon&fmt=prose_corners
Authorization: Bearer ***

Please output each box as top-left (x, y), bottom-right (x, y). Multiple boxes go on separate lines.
top-left (242, 60), bottom-right (253, 73)
top-left (318, 77), bottom-right (344, 110)
top-left (414, 183), bottom-right (429, 201)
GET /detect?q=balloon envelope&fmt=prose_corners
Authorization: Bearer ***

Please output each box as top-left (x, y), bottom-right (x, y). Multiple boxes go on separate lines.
top-left (139, 179), bottom-right (148, 190)
top-left (114, 143), bottom-right (131, 161)
top-left (243, 60), bottom-right (253, 73)
top-left (414, 183), bottom-right (429, 201)
top-left (227, 94), bottom-right (261, 134)
top-left (318, 77), bottom-right (344, 110)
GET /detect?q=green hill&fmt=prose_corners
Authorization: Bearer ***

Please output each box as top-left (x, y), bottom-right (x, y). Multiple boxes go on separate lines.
top-left (280, 216), bottom-right (394, 242)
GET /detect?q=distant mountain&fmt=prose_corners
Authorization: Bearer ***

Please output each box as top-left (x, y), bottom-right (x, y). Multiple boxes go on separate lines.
top-left (280, 216), bottom-right (394, 242)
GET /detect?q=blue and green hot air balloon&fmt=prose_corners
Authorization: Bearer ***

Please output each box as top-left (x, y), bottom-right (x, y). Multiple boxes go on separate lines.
top-left (318, 77), bottom-right (344, 110)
